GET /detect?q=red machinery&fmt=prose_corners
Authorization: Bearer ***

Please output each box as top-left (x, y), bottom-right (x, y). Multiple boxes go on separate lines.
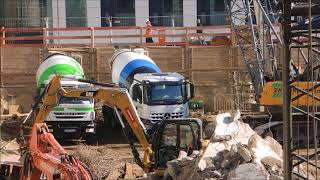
top-left (20, 123), bottom-right (92, 180)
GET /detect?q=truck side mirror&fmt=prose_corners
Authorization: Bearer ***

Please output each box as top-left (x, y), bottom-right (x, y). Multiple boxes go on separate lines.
top-left (187, 82), bottom-right (195, 100)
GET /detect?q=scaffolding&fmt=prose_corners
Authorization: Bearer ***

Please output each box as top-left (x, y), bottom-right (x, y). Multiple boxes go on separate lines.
top-left (283, 0), bottom-right (320, 179)
top-left (226, 0), bottom-right (320, 178)
top-left (225, 0), bottom-right (280, 100)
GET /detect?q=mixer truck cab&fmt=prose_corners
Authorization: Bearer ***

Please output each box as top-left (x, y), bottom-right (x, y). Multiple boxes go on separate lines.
top-left (36, 53), bottom-right (96, 142)
top-left (131, 73), bottom-right (193, 122)
top-left (108, 49), bottom-right (194, 129)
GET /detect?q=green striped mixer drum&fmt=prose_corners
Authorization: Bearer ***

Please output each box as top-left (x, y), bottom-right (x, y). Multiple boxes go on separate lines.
top-left (36, 53), bottom-right (85, 89)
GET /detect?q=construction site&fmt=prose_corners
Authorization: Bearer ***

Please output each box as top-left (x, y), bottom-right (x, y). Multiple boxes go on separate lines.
top-left (0, 0), bottom-right (320, 179)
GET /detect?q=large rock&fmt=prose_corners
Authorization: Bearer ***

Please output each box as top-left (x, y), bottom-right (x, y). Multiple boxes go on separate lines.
top-left (166, 158), bottom-right (197, 180)
top-left (248, 134), bottom-right (282, 166)
top-left (238, 145), bottom-right (252, 162)
top-left (212, 111), bottom-right (241, 141)
top-left (212, 110), bottom-right (256, 145)
top-left (227, 163), bottom-right (269, 180)
top-left (198, 111), bottom-right (256, 171)
top-left (264, 136), bottom-right (283, 159)
top-left (198, 141), bottom-right (232, 171)
top-left (261, 156), bottom-right (283, 177)
top-left (166, 160), bottom-right (182, 179)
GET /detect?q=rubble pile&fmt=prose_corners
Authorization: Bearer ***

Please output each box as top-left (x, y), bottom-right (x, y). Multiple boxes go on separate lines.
top-left (166, 111), bottom-right (315, 180)
top-left (71, 144), bottom-right (145, 179)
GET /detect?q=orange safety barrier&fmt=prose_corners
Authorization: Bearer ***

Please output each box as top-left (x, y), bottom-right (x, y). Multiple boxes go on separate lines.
top-left (0, 25), bottom-right (281, 47)
top-left (158, 29), bottom-right (166, 44)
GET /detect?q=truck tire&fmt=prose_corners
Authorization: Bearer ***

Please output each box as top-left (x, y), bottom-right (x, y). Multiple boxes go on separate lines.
top-left (102, 105), bottom-right (116, 128)
top-left (85, 134), bottom-right (97, 145)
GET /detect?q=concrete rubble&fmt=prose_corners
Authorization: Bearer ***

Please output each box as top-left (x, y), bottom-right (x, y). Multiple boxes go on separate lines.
top-left (166, 110), bottom-right (316, 180)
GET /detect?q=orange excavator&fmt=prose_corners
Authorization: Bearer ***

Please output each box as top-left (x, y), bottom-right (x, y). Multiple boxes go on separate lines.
top-left (19, 78), bottom-right (93, 179)
top-left (20, 123), bottom-right (92, 179)
top-left (19, 75), bottom-right (203, 178)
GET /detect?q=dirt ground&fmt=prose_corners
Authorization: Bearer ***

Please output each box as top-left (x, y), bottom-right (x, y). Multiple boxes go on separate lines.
top-left (1, 114), bottom-right (320, 179)
top-left (0, 116), bottom-right (145, 179)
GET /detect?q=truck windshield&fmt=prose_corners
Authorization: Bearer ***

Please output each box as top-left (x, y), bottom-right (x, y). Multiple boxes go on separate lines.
top-left (60, 97), bottom-right (93, 104)
top-left (148, 83), bottom-right (185, 105)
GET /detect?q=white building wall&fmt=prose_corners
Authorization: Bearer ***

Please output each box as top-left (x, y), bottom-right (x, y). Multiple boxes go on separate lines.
top-left (135, 0), bottom-right (149, 26)
top-left (87, 0), bottom-right (101, 27)
top-left (52, 0), bottom-right (66, 28)
top-left (183, 0), bottom-right (197, 27)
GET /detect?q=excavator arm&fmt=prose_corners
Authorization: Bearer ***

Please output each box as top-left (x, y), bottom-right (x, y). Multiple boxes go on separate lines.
top-left (21, 123), bottom-right (92, 180)
top-left (33, 75), bottom-right (153, 170)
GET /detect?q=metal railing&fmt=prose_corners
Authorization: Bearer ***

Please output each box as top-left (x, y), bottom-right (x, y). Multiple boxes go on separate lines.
top-left (0, 23), bottom-right (283, 47)
top-left (0, 25), bottom-right (237, 47)
top-left (213, 93), bottom-right (253, 112)
top-left (197, 14), bottom-right (229, 26)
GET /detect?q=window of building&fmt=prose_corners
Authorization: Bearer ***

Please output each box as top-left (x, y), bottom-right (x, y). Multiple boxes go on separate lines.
top-left (197, 0), bottom-right (228, 26)
top-left (149, 0), bottom-right (183, 27)
top-left (101, 0), bottom-right (135, 27)
top-left (66, 0), bottom-right (87, 27)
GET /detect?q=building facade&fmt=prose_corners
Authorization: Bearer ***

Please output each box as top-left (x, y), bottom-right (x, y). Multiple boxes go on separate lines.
top-left (50, 0), bottom-right (228, 28)
top-left (0, 0), bottom-right (228, 28)
top-left (0, 0), bottom-right (229, 44)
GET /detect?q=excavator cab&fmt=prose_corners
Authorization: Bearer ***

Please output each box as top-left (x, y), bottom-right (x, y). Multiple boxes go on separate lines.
top-left (152, 119), bottom-right (202, 169)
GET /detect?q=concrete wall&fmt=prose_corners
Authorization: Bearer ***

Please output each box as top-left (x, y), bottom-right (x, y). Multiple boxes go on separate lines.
top-left (0, 46), bottom-right (252, 112)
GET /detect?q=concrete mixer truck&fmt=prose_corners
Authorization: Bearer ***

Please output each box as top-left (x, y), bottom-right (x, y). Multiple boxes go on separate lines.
top-left (36, 53), bottom-right (96, 141)
top-left (104, 49), bottom-right (194, 130)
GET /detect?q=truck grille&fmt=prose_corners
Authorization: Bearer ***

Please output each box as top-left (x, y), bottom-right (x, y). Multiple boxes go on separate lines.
top-left (54, 112), bottom-right (86, 119)
top-left (150, 112), bottom-right (184, 120)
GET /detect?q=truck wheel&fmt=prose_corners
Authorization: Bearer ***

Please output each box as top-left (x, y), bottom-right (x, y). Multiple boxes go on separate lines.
top-left (85, 135), bottom-right (97, 145)
top-left (111, 117), bottom-right (116, 129)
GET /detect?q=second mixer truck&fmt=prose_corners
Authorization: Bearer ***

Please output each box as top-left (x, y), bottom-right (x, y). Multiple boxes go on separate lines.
top-left (104, 49), bottom-right (194, 130)
top-left (36, 53), bottom-right (96, 142)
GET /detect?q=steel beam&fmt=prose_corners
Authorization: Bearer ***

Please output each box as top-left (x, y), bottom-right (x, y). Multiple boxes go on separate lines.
top-left (292, 4), bottom-right (320, 15)
top-left (292, 106), bottom-right (320, 122)
top-left (282, 0), bottom-right (293, 179)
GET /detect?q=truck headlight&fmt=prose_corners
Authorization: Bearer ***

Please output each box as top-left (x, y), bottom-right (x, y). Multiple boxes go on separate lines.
top-left (89, 111), bottom-right (95, 120)
top-left (86, 128), bottom-right (95, 133)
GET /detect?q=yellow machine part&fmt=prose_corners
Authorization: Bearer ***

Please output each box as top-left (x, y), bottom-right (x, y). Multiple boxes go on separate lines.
top-left (260, 81), bottom-right (320, 106)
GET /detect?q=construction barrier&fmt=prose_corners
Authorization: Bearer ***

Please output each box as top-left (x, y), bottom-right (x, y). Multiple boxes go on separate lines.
top-left (0, 26), bottom-right (232, 47)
